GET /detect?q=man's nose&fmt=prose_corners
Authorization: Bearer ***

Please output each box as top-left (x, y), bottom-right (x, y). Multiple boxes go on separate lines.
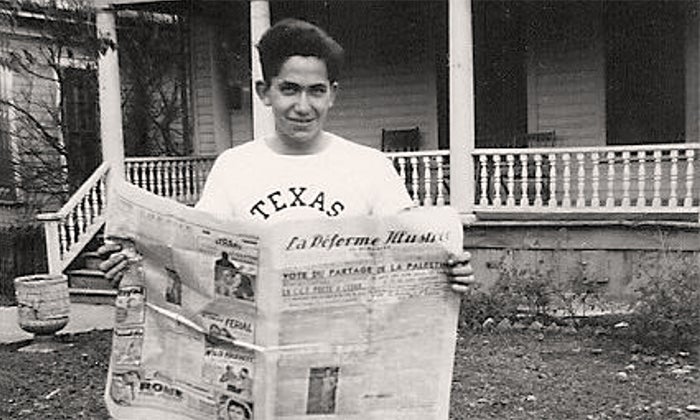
top-left (294, 92), bottom-right (312, 113)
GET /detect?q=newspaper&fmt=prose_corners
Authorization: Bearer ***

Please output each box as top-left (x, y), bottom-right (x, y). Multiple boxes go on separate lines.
top-left (104, 181), bottom-right (463, 420)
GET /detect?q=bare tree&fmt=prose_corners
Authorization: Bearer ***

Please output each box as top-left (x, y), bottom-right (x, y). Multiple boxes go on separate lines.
top-left (0, 1), bottom-right (189, 220)
top-left (0, 0), bottom-right (98, 216)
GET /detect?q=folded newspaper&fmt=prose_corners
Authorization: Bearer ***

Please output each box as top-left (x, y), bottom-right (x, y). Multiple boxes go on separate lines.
top-left (104, 181), bottom-right (463, 420)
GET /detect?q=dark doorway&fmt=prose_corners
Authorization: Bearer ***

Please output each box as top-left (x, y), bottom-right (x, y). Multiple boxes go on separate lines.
top-left (605, 2), bottom-right (685, 145)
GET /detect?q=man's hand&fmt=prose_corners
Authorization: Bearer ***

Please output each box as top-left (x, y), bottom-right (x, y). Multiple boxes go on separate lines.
top-left (97, 241), bottom-right (131, 288)
top-left (446, 251), bottom-right (475, 294)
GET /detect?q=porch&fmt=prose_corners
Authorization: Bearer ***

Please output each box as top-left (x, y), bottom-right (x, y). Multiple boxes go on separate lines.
top-left (32, 0), bottom-right (700, 287)
top-left (38, 141), bottom-right (700, 276)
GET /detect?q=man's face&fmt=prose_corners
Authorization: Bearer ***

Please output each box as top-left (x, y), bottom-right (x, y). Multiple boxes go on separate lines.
top-left (258, 55), bottom-right (336, 152)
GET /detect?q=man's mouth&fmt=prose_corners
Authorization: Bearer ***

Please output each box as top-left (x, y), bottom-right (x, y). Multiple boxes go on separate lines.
top-left (287, 117), bottom-right (315, 125)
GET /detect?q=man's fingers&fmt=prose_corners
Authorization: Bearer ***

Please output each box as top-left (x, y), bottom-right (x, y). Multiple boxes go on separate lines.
top-left (97, 241), bottom-right (122, 256)
top-left (108, 270), bottom-right (124, 288)
top-left (451, 283), bottom-right (471, 294)
top-left (99, 252), bottom-right (126, 272)
top-left (446, 251), bottom-right (472, 267)
top-left (105, 259), bottom-right (129, 281)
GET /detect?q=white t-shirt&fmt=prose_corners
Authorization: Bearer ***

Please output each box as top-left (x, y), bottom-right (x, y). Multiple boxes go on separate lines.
top-left (195, 133), bottom-right (414, 222)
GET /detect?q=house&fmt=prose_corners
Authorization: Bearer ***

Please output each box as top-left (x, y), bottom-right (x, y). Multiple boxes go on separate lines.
top-left (36, 0), bottom-right (700, 301)
top-left (0, 1), bottom-right (99, 219)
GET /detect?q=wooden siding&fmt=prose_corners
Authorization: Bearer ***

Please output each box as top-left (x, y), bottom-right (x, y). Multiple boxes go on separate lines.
top-left (526, 5), bottom-right (606, 148)
top-left (327, 62), bottom-right (438, 150)
top-left (686, 3), bottom-right (700, 143)
top-left (190, 18), bottom-right (217, 155)
top-left (189, 2), bottom-right (440, 155)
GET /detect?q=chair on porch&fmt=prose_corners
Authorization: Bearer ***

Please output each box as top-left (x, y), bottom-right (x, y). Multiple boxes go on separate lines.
top-left (381, 127), bottom-right (422, 200)
top-left (381, 127), bottom-right (421, 152)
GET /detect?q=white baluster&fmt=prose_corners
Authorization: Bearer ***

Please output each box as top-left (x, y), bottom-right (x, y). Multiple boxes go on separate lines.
top-left (669, 150), bottom-right (678, 207)
top-left (195, 159), bottom-right (205, 200)
top-left (637, 151), bottom-right (646, 207)
top-left (493, 155), bottom-right (502, 207)
top-left (397, 157), bottom-right (407, 197)
top-left (520, 154), bottom-right (528, 206)
top-left (534, 154), bottom-right (543, 206)
top-left (147, 161), bottom-right (156, 194)
top-left (562, 153), bottom-right (571, 208)
top-left (99, 176), bottom-right (107, 213)
top-left (548, 153), bottom-right (557, 207)
top-left (178, 161), bottom-right (186, 202)
top-left (505, 154), bottom-right (514, 207)
top-left (163, 161), bottom-right (171, 197)
top-left (422, 156), bottom-right (433, 206)
top-left (576, 153), bottom-right (585, 207)
top-left (90, 184), bottom-right (99, 223)
top-left (479, 155), bottom-right (488, 206)
top-left (652, 150), bottom-right (662, 207)
top-left (606, 152), bottom-right (615, 207)
top-left (184, 160), bottom-right (194, 204)
top-left (76, 198), bottom-right (85, 239)
top-left (410, 157), bottom-right (420, 205)
top-left (66, 211), bottom-right (76, 247)
top-left (58, 220), bottom-right (67, 257)
top-left (436, 155), bottom-right (445, 206)
top-left (84, 188), bottom-right (92, 226)
top-left (125, 162), bottom-right (132, 185)
top-left (684, 150), bottom-right (695, 207)
top-left (132, 162), bottom-right (141, 189)
top-left (621, 151), bottom-right (631, 207)
top-left (591, 152), bottom-right (600, 207)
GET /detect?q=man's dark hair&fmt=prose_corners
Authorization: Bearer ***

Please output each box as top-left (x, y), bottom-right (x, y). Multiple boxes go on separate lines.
top-left (257, 18), bottom-right (344, 83)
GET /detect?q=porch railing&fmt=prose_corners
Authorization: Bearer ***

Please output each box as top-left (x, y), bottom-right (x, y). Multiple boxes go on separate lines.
top-left (473, 143), bottom-right (700, 217)
top-left (124, 151), bottom-right (452, 207)
top-left (386, 150), bottom-right (451, 206)
top-left (125, 155), bottom-right (217, 206)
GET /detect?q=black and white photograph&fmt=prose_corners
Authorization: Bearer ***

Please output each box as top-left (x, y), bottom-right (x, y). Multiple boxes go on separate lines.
top-left (1, 1), bottom-right (698, 419)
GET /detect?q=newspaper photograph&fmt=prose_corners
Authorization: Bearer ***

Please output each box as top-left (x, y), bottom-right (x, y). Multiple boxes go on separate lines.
top-left (104, 180), bottom-right (463, 420)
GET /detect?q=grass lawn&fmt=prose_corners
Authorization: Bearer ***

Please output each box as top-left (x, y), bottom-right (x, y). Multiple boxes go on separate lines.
top-left (0, 328), bottom-right (698, 419)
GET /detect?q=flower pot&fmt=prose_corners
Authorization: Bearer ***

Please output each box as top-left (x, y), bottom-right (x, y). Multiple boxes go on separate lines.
top-left (14, 274), bottom-right (70, 337)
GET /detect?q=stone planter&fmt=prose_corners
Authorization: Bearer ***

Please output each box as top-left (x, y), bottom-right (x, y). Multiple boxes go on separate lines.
top-left (14, 274), bottom-right (70, 347)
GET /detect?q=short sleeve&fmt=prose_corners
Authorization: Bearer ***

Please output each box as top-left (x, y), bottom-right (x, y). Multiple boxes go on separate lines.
top-left (194, 154), bottom-right (235, 219)
top-left (369, 156), bottom-right (415, 216)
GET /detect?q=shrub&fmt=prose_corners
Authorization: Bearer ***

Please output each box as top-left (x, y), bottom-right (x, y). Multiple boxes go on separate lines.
top-left (630, 250), bottom-right (700, 351)
top-left (459, 252), bottom-right (556, 329)
top-left (551, 259), bottom-right (606, 323)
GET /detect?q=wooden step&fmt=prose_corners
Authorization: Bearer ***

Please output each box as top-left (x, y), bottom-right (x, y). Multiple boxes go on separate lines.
top-left (69, 288), bottom-right (117, 305)
top-left (67, 269), bottom-right (112, 290)
top-left (67, 269), bottom-right (116, 305)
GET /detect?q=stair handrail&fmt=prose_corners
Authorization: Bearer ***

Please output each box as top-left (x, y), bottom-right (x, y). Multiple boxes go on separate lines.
top-left (37, 161), bottom-right (111, 274)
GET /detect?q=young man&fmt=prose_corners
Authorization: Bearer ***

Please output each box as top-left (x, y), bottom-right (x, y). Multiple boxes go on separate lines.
top-left (102, 18), bottom-right (473, 291)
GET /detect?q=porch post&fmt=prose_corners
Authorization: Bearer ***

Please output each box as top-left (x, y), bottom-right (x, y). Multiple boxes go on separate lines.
top-left (448, 0), bottom-right (475, 216)
top-left (96, 7), bottom-right (124, 180)
top-left (250, 0), bottom-right (275, 140)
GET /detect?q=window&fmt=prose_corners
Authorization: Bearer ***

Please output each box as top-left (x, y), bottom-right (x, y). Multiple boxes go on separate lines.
top-left (0, 64), bottom-right (17, 202)
top-left (61, 67), bottom-right (99, 192)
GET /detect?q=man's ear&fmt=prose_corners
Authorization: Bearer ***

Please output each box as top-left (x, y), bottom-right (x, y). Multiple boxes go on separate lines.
top-left (329, 81), bottom-right (339, 108)
top-left (255, 80), bottom-right (271, 105)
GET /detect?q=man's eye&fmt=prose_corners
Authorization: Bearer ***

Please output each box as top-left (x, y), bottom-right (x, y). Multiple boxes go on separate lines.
top-left (279, 85), bottom-right (297, 95)
top-left (310, 86), bottom-right (327, 96)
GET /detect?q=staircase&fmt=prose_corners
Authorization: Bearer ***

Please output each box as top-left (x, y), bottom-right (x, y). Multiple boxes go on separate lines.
top-left (36, 162), bottom-right (114, 303)
top-left (36, 156), bottom-right (217, 302)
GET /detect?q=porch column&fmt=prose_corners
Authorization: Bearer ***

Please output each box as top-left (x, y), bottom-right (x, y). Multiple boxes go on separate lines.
top-left (448, 0), bottom-right (475, 215)
top-left (250, 0), bottom-right (275, 140)
top-left (96, 7), bottom-right (124, 180)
